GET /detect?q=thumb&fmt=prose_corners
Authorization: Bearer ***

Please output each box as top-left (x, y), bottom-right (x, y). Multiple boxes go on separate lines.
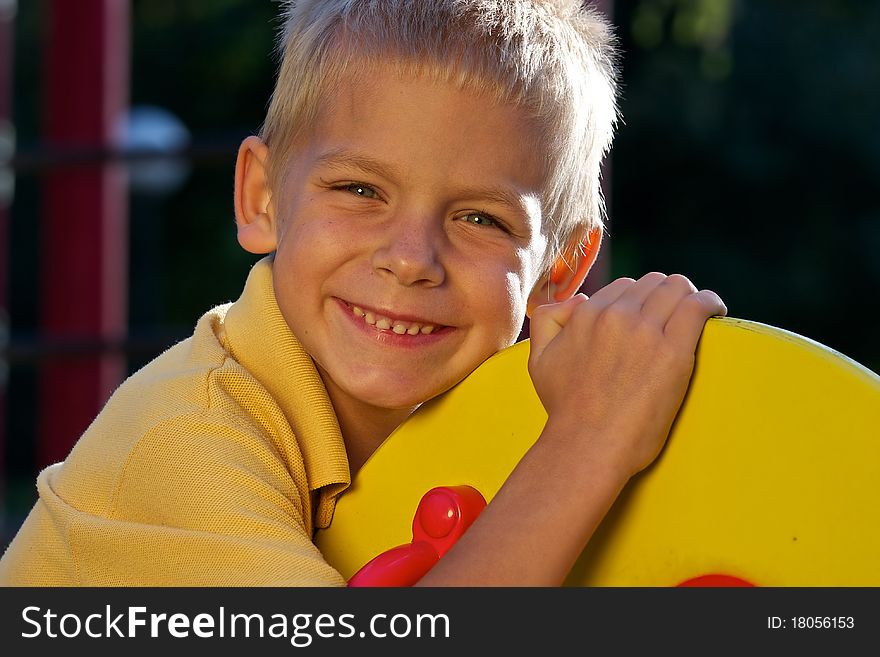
top-left (528, 294), bottom-right (588, 366)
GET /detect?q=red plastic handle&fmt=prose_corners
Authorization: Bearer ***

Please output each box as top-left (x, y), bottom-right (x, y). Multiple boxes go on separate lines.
top-left (347, 485), bottom-right (487, 587)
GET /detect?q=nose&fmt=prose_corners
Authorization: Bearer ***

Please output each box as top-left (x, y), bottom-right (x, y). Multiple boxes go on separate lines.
top-left (371, 213), bottom-right (446, 287)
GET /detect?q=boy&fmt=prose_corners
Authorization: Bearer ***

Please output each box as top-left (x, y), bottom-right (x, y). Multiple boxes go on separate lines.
top-left (0, 0), bottom-right (725, 586)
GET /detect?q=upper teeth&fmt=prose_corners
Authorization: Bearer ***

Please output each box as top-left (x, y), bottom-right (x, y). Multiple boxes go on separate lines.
top-left (352, 306), bottom-right (435, 335)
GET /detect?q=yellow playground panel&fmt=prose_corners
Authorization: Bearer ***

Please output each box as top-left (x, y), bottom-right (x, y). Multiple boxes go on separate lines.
top-left (315, 318), bottom-right (880, 586)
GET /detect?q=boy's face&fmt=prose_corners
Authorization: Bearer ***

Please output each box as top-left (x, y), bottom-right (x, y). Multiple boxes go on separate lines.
top-left (267, 65), bottom-right (550, 415)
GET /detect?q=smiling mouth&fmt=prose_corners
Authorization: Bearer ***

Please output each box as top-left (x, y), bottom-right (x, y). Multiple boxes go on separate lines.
top-left (346, 303), bottom-right (442, 336)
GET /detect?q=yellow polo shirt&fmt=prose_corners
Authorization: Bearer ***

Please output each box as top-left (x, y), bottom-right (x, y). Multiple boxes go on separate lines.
top-left (0, 256), bottom-right (351, 586)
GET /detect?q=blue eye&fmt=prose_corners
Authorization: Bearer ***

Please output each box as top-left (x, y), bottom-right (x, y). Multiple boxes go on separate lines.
top-left (343, 183), bottom-right (379, 199)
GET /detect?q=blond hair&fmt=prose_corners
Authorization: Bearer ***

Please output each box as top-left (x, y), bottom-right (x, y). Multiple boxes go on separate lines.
top-left (260, 0), bottom-right (618, 271)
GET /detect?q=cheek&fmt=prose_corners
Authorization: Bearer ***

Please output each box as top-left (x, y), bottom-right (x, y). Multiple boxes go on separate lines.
top-left (277, 210), bottom-right (349, 267)
top-left (505, 273), bottom-right (529, 324)
top-left (508, 247), bottom-right (544, 307)
top-left (494, 252), bottom-right (543, 339)
top-left (477, 270), bottom-right (529, 345)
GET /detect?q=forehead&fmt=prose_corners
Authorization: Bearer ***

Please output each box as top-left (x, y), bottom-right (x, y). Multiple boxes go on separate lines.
top-left (301, 63), bottom-right (549, 196)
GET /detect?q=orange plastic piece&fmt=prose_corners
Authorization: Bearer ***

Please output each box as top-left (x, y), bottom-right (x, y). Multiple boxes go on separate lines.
top-left (347, 485), bottom-right (486, 587)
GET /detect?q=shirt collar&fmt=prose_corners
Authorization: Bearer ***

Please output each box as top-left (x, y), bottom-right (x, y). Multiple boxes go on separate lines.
top-left (222, 256), bottom-right (350, 518)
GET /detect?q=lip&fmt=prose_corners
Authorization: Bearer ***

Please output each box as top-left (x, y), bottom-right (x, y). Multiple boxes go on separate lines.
top-left (334, 298), bottom-right (455, 346)
top-left (337, 298), bottom-right (450, 329)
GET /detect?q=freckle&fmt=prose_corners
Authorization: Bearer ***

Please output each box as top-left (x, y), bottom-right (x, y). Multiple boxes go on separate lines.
top-left (792, 537), bottom-right (797, 542)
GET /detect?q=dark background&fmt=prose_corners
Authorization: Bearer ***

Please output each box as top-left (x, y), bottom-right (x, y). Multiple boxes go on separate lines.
top-left (2, 0), bottom-right (879, 546)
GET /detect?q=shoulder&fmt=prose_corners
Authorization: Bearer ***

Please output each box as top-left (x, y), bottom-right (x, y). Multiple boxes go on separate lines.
top-left (109, 410), bottom-right (308, 533)
top-left (54, 303), bottom-right (312, 522)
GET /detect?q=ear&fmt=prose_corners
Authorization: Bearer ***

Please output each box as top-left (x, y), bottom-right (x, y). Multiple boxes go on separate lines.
top-left (527, 227), bottom-right (602, 316)
top-left (234, 136), bottom-right (278, 254)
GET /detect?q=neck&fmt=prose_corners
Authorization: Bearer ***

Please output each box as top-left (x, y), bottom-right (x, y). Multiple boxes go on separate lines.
top-left (317, 373), bottom-right (416, 478)
top-left (337, 403), bottom-right (414, 478)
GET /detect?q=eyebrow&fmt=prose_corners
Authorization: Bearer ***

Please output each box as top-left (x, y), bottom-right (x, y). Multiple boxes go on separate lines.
top-left (459, 185), bottom-right (532, 217)
top-left (315, 148), bottom-right (405, 182)
top-left (314, 147), bottom-right (535, 223)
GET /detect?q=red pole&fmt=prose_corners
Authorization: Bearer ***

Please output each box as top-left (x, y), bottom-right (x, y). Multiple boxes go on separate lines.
top-left (0, 0), bottom-right (15, 506)
top-left (39, 0), bottom-right (130, 467)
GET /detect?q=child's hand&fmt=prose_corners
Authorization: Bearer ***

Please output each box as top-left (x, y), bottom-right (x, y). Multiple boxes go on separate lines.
top-left (528, 272), bottom-right (727, 481)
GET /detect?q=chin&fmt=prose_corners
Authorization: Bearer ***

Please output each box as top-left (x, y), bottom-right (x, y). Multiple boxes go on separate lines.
top-left (354, 386), bottom-right (439, 412)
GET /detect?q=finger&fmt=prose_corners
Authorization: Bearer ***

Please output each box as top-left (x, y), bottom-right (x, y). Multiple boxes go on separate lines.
top-left (610, 271), bottom-right (672, 311)
top-left (528, 293), bottom-right (589, 363)
top-left (663, 289), bottom-right (728, 346)
top-left (548, 276), bottom-right (639, 340)
top-left (639, 274), bottom-right (698, 327)
top-left (582, 276), bottom-right (637, 310)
